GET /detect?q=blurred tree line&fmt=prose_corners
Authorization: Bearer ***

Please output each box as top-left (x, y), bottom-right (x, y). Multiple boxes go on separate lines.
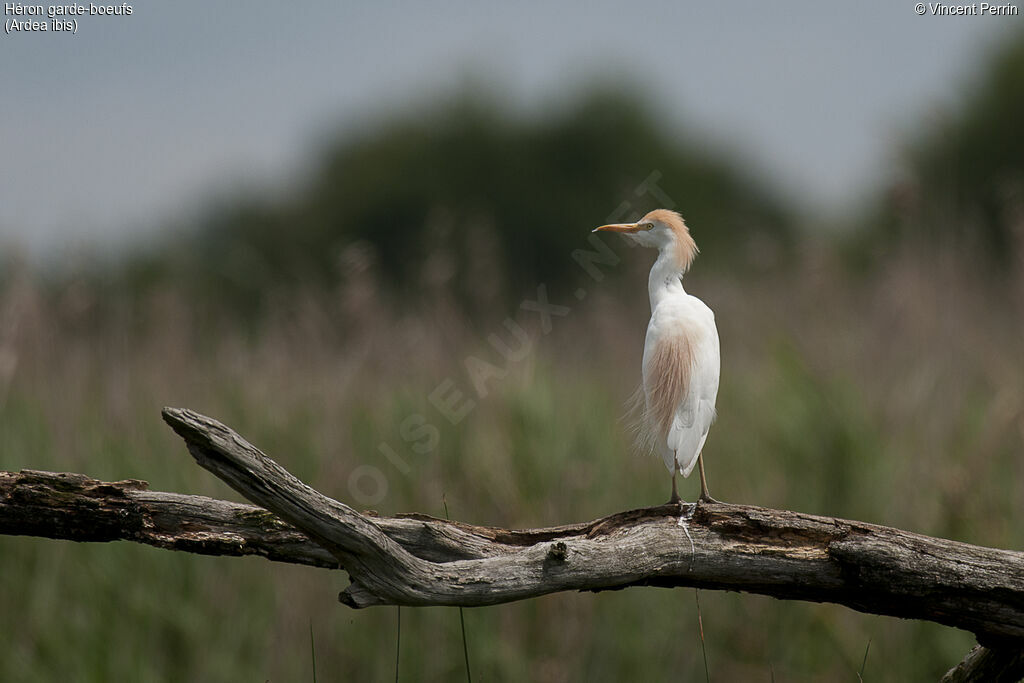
top-left (116, 88), bottom-right (793, 314)
top-left (28, 30), bottom-right (1023, 312)
top-left (866, 31), bottom-right (1024, 269)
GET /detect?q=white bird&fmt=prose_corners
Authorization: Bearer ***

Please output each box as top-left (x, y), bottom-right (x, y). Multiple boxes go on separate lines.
top-left (594, 209), bottom-right (721, 504)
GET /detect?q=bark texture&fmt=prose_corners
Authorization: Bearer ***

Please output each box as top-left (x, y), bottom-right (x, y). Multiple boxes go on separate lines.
top-left (940, 645), bottom-right (1024, 683)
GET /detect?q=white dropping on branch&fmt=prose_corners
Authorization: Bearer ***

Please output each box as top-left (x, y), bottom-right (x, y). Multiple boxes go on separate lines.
top-left (594, 209), bottom-right (721, 504)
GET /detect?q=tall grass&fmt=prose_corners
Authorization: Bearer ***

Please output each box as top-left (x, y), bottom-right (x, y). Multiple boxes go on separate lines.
top-left (1, 245), bottom-right (1021, 681)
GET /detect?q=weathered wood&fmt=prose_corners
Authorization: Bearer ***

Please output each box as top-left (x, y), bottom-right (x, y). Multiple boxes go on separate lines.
top-left (3, 406), bottom-right (1024, 680)
top-left (941, 645), bottom-right (1024, 683)
top-left (0, 470), bottom-right (526, 566)
top-left (157, 407), bottom-right (1024, 649)
top-left (0, 469), bottom-right (337, 568)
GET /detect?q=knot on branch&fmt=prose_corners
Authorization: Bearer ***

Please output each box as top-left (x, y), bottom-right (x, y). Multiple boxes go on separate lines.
top-left (546, 541), bottom-right (568, 563)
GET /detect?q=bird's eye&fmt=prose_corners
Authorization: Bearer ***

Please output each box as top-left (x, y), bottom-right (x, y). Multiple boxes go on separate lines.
top-left (644, 223), bottom-right (655, 230)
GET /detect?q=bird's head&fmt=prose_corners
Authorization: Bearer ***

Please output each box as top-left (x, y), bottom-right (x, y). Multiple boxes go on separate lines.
top-left (593, 209), bottom-right (698, 272)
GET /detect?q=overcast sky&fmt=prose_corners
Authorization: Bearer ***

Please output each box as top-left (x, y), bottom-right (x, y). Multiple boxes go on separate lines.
top-left (1, 1), bottom-right (1019, 259)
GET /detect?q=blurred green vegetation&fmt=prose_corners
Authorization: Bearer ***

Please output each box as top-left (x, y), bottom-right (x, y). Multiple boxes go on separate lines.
top-left (3, 247), bottom-right (1021, 680)
top-left (3, 31), bottom-right (1024, 683)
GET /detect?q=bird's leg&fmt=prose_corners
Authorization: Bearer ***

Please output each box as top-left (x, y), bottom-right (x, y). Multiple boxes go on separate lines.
top-left (668, 470), bottom-right (682, 505)
top-left (697, 453), bottom-right (719, 504)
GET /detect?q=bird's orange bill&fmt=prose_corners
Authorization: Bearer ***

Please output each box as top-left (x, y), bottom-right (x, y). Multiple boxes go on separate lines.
top-left (592, 222), bottom-right (642, 233)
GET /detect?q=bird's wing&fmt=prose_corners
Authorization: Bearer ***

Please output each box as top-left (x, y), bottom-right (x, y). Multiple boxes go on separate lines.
top-left (670, 398), bottom-right (716, 477)
top-left (667, 309), bottom-right (720, 477)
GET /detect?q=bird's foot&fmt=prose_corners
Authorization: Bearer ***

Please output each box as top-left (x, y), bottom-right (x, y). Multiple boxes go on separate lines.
top-left (697, 492), bottom-right (721, 505)
top-left (667, 492), bottom-right (684, 506)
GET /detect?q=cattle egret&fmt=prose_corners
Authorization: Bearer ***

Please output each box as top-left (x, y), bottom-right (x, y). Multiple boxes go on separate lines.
top-left (594, 209), bottom-right (721, 504)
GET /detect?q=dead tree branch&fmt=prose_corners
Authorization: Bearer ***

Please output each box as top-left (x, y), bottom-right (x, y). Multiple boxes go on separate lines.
top-left (0, 469), bottom-right (337, 568)
top-left (161, 406), bottom-right (1024, 646)
top-left (3, 406), bottom-right (1024, 680)
top-left (941, 646), bottom-right (1024, 683)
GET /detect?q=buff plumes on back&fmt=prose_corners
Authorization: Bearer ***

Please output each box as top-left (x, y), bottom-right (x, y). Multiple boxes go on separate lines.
top-left (630, 331), bottom-right (695, 456)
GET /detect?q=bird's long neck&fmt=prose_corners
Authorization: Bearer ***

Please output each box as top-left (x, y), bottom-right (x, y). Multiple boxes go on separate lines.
top-left (648, 249), bottom-right (686, 311)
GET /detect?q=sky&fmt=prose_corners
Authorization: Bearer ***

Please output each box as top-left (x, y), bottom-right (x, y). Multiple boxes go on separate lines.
top-left (1, 1), bottom-right (1019, 260)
